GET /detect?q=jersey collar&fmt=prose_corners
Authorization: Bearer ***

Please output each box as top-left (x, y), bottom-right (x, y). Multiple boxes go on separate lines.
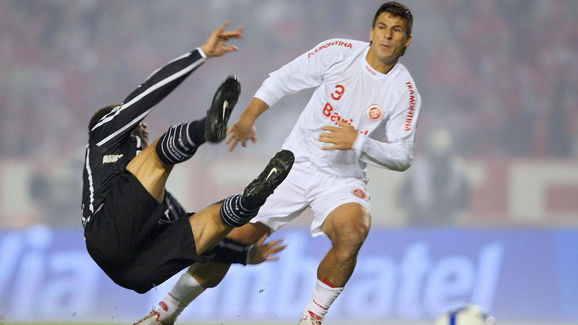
top-left (361, 46), bottom-right (400, 79)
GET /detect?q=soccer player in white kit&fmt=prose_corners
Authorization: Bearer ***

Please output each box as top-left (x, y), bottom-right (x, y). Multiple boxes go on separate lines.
top-left (135, 2), bottom-right (421, 324)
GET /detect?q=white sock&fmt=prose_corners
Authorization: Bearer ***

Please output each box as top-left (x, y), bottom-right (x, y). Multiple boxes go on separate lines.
top-left (302, 279), bottom-right (343, 322)
top-left (156, 271), bottom-right (206, 324)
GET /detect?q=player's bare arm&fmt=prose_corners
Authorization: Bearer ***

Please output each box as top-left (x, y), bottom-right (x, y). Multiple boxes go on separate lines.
top-left (226, 97), bottom-right (269, 151)
top-left (200, 21), bottom-right (244, 58)
top-left (247, 234), bottom-right (287, 265)
top-left (319, 120), bottom-right (358, 150)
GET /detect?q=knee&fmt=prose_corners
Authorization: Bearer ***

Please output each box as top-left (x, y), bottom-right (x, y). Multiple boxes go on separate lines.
top-left (327, 212), bottom-right (371, 259)
top-left (334, 221), bottom-right (370, 255)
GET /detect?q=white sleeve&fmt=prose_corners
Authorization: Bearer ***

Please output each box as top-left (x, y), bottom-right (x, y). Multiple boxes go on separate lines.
top-left (254, 40), bottom-right (344, 106)
top-left (352, 84), bottom-right (422, 171)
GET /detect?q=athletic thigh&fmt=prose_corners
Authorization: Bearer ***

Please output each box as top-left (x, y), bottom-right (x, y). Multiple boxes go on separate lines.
top-left (126, 138), bottom-right (171, 202)
top-left (308, 174), bottom-right (371, 237)
top-left (321, 202), bottom-right (371, 246)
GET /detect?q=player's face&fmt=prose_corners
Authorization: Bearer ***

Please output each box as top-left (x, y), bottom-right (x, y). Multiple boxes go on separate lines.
top-left (369, 12), bottom-right (412, 67)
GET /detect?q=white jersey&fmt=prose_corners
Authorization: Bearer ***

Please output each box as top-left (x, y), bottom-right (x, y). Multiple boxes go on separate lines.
top-left (255, 38), bottom-right (422, 180)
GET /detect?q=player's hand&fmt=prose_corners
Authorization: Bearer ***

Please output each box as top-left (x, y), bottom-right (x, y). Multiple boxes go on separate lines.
top-left (319, 120), bottom-right (358, 150)
top-left (201, 21), bottom-right (244, 58)
top-left (226, 119), bottom-right (257, 152)
top-left (247, 235), bottom-right (287, 265)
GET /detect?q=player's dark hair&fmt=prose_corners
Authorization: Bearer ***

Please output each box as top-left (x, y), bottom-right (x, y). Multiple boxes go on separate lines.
top-left (373, 2), bottom-right (413, 37)
top-left (88, 104), bottom-right (119, 133)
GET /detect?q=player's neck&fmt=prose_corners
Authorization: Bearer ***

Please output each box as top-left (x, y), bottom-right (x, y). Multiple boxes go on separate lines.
top-left (366, 49), bottom-right (398, 74)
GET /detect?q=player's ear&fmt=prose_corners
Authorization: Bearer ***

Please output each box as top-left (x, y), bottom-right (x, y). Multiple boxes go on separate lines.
top-left (369, 28), bottom-right (374, 44)
top-left (404, 34), bottom-right (413, 48)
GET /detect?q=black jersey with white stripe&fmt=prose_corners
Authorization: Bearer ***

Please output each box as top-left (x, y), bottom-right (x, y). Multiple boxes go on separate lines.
top-left (81, 49), bottom-right (206, 226)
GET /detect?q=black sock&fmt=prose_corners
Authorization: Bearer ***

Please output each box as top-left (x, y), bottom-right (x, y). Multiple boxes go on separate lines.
top-left (156, 121), bottom-right (202, 165)
top-left (220, 194), bottom-right (260, 227)
top-left (240, 194), bottom-right (261, 211)
top-left (188, 117), bottom-right (207, 145)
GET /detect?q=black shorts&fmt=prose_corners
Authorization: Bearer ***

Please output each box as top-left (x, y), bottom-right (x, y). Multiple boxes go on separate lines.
top-left (84, 170), bottom-right (206, 293)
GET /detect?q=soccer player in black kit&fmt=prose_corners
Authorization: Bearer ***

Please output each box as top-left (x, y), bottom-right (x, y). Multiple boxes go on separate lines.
top-left (81, 22), bottom-right (294, 295)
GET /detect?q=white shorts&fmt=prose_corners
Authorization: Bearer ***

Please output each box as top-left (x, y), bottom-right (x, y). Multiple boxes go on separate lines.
top-left (251, 160), bottom-right (371, 237)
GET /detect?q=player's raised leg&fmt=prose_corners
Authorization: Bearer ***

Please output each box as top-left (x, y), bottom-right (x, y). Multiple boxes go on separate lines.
top-left (189, 149), bottom-right (294, 254)
top-left (127, 76), bottom-right (241, 202)
top-left (134, 151), bottom-right (293, 325)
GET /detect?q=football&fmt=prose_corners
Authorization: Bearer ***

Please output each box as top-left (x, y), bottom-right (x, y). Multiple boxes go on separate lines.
top-left (434, 305), bottom-right (496, 325)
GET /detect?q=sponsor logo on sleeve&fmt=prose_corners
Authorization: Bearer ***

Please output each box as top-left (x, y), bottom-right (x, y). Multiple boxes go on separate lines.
top-left (405, 82), bottom-right (416, 131)
top-left (308, 40), bottom-right (353, 58)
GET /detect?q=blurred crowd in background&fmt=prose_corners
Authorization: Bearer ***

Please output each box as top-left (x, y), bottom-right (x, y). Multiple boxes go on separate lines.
top-left (1, 0), bottom-right (577, 227)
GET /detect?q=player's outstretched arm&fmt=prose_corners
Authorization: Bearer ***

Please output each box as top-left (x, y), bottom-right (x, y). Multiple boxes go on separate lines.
top-left (201, 21), bottom-right (244, 58)
top-left (96, 22), bottom-right (244, 146)
top-left (225, 97), bottom-right (269, 151)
